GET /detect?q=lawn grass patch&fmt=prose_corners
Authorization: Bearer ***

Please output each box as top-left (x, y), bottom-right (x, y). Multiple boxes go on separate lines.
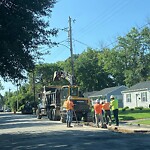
top-left (118, 108), bottom-right (150, 121)
top-left (135, 119), bottom-right (150, 125)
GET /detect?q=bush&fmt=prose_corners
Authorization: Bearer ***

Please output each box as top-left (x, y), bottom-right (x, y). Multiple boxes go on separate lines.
top-left (122, 106), bottom-right (129, 111)
top-left (130, 108), bottom-right (134, 111)
top-left (135, 106), bottom-right (143, 110)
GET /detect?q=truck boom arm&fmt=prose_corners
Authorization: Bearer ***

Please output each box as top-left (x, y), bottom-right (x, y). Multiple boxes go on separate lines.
top-left (53, 71), bottom-right (73, 85)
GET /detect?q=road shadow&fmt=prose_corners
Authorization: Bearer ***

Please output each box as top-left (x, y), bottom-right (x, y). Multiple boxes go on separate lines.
top-left (0, 113), bottom-right (60, 129)
top-left (0, 129), bottom-right (150, 150)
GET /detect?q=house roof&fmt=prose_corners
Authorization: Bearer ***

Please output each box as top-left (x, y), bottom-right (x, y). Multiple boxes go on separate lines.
top-left (122, 81), bottom-right (150, 92)
top-left (83, 91), bottom-right (99, 97)
top-left (87, 86), bottom-right (125, 97)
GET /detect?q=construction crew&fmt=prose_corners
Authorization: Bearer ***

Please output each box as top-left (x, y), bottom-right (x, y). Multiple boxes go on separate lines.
top-left (102, 101), bottom-right (112, 125)
top-left (94, 99), bottom-right (104, 128)
top-left (110, 95), bottom-right (119, 126)
top-left (65, 96), bottom-right (74, 127)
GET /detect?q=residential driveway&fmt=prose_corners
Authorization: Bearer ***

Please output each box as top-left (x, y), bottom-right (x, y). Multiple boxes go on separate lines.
top-left (0, 112), bottom-right (150, 150)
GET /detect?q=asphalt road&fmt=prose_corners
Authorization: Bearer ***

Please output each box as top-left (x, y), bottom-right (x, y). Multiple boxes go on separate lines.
top-left (0, 112), bottom-right (150, 150)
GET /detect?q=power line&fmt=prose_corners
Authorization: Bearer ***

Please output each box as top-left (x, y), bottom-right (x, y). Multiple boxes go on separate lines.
top-left (74, 0), bottom-right (130, 40)
top-left (73, 39), bottom-right (91, 48)
top-left (99, 23), bottom-right (150, 50)
top-left (74, 23), bottom-right (150, 52)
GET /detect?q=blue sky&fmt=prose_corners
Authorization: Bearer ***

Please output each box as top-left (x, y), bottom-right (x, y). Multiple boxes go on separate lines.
top-left (44, 0), bottom-right (150, 63)
top-left (1, 0), bottom-right (150, 95)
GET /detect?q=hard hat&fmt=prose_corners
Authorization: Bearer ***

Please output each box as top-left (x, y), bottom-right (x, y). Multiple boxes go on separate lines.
top-left (110, 95), bottom-right (114, 99)
top-left (96, 99), bottom-right (100, 103)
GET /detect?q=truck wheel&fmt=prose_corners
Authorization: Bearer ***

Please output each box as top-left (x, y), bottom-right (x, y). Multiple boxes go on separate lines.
top-left (77, 116), bottom-right (82, 121)
top-left (36, 109), bottom-right (42, 119)
top-left (76, 114), bottom-right (82, 121)
top-left (83, 114), bottom-right (88, 122)
top-left (52, 109), bottom-right (57, 121)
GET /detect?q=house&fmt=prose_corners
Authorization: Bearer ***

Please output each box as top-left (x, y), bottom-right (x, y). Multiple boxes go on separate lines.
top-left (122, 81), bottom-right (150, 108)
top-left (84, 86), bottom-right (127, 108)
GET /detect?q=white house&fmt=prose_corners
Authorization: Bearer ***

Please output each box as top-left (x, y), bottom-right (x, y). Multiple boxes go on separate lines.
top-left (122, 81), bottom-right (150, 108)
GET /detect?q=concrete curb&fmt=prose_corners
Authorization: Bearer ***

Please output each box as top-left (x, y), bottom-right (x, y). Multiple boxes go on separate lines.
top-left (107, 126), bottom-right (150, 134)
top-left (84, 122), bottom-right (150, 134)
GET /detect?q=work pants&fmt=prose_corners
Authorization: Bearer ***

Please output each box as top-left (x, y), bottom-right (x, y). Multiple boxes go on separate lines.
top-left (104, 110), bottom-right (112, 124)
top-left (113, 109), bottom-right (119, 126)
top-left (66, 110), bottom-right (73, 123)
top-left (95, 113), bottom-right (104, 128)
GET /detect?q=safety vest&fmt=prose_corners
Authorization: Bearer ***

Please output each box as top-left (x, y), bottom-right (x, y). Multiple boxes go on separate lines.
top-left (63, 100), bottom-right (68, 108)
top-left (94, 103), bottom-right (102, 114)
top-left (66, 100), bottom-right (74, 111)
top-left (102, 102), bottom-right (110, 110)
top-left (110, 99), bottom-right (118, 110)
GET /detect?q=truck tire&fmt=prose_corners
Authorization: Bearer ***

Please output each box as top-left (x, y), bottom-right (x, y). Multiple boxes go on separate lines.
top-left (36, 109), bottom-right (42, 119)
top-left (76, 113), bottom-right (82, 121)
top-left (83, 113), bottom-right (88, 122)
top-left (52, 109), bottom-right (57, 121)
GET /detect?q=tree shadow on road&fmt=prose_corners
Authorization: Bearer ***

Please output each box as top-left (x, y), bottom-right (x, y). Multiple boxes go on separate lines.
top-left (0, 129), bottom-right (150, 150)
top-left (0, 113), bottom-right (60, 129)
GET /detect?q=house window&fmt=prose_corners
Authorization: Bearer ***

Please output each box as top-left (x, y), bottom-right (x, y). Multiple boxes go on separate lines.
top-left (141, 92), bottom-right (147, 102)
top-left (126, 94), bottom-right (131, 102)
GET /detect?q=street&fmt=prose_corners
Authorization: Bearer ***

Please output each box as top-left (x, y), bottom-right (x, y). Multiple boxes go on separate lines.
top-left (0, 112), bottom-right (150, 150)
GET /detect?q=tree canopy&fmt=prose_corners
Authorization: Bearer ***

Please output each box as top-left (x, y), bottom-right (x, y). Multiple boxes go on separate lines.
top-left (0, 0), bottom-right (57, 81)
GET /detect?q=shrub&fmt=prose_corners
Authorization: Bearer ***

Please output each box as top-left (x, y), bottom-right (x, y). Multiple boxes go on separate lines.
top-left (135, 106), bottom-right (143, 110)
top-left (122, 106), bottom-right (129, 111)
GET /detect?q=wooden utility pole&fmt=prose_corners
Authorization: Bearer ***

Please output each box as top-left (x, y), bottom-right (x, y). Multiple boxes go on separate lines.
top-left (32, 69), bottom-right (36, 113)
top-left (68, 16), bottom-right (75, 84)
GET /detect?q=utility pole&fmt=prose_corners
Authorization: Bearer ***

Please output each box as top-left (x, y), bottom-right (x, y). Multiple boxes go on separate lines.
top-left (16, 81), bottom-right (21, 112)
top-left (32, 69), bottom-right (36, 113)
top-left (68, 16), bottom-right (75, 85)
top-left (16, 84), bottom-right (19, 112)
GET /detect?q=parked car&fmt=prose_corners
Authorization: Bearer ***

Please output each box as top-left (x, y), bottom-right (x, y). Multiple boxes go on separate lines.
top-left (21, 102), bottom-right (33, 114)
top-left (0, 109), bottom-right (4, 112)
top-left (5, 108), bottom-right (11, 112)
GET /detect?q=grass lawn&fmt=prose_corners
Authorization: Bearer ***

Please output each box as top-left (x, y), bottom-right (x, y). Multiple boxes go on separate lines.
top-left (135, 119), bottom-right (150, 125)
top-left (119, 109), bottom-right (150, 125)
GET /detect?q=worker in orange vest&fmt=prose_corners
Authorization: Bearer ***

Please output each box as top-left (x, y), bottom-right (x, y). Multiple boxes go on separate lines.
top-left (102, 101), bottom-right (112, 125)
top-left (65, 96), bottom-right (74, 127)
top-left (94, 99), bottom-right (104, 128)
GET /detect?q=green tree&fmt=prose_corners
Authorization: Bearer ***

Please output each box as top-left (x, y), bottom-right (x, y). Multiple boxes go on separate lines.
top-left (60, 54), bottom-right (80, 73)
top-left (138, 27), bottom-right (150, 80)
top-left (3, 84), bottom-right (36, 111)
top-left (27, 63), bottom-right (65, 94)
top-left (98, 48), bottom-right (125, 86)
top-left (74, 48), bottom-right (115, 92)
top-left (0, 0), bottom-right (58, 80)
top-left (117, 27), bottom-right (150, 86)
top-left (0, 81), bottom-right (4, 90)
